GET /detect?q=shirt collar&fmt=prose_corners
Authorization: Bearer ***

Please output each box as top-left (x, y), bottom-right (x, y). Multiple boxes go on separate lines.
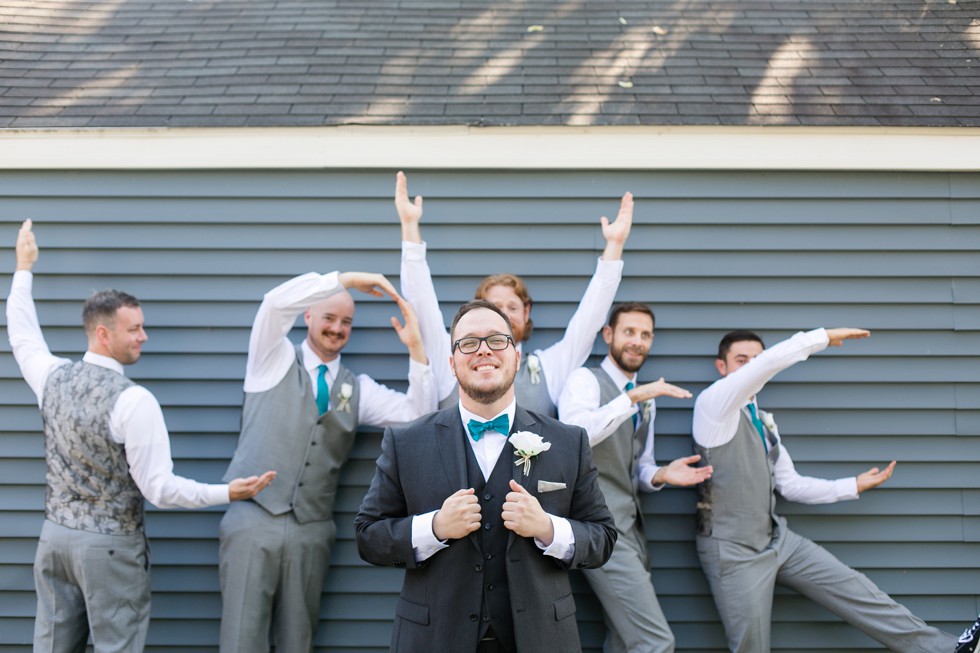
top-left (301, 339), bottom-right (340, 378)
top-left (458, 399), bottom-right (517, 435)
top-left (601, 355), bottom-right (635, 389)
top-left (83, 351), bottom-right (125, 376)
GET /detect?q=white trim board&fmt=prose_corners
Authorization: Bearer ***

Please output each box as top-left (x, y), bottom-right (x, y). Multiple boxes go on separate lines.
top-left (1, 125), bottom-right (978, 171)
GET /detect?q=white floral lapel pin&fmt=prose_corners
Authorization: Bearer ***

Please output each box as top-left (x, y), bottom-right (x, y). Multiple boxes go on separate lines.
top-left (761, 411), bottom-right (777, 434)
top-left (526, 354), bottom-right (541, 384)
top-left (509, 431), bottom-right (551, 476)
top-left (336, 382), bottom-right (353, 412)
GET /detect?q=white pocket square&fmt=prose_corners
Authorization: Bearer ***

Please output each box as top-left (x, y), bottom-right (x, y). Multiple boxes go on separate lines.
top-left (537, 480), bottom-right (566, 493)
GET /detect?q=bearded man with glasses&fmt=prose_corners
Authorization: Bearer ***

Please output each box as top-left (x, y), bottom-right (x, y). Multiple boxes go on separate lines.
top-left (356, 299), bottom-right (616, 653)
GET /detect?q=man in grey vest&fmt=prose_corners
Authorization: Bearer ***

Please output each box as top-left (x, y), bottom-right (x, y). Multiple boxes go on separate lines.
top-left (558, 302), bottom-right (712, 653)
top-left (355, 299), bottom-right (616, 653)
top-left (395, 171), bottom-right (632, 417)
top-left (694, 327), bottom-right (956, 652)
top-left (7, 220), bottom-right (276, 653)
top-left (219, 267), bottom-right (436, 652)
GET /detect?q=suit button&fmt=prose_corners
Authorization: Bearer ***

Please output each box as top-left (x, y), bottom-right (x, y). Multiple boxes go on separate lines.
top-left (577, 562), bottom-right (590, 568)
top-left (469, 613), bottom-right (478, 622)
top-left (474, 564), bottom-right (483, 572)
top-left (482, 615), bottom-right (490, 622)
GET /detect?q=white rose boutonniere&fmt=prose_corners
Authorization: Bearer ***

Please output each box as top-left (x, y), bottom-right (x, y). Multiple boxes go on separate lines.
top-left (336, 383), bottom-right (353, 412)
top-left (761, 411), bottom-right (777, 434)
top-left (526, 354), bottom-right (541, 384)
top-left (509, 431), bottom-right (551, 476)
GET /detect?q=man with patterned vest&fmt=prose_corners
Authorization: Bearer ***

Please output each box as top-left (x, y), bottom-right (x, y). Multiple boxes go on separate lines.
top-left (559, 302), bottom-right (712, 653)
top-left (218, 267), bottom-right (435, 652)
top-left (6, 220), bottom-right (276, 653)
top-left (394, 171), bottom-right (632, 417)
top-left (356, 299), bottom-right (616, 653)
top-left (693, 327), bottom-right (955, 652)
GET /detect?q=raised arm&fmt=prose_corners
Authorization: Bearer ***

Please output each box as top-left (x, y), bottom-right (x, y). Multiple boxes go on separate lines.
top-left (536, 194), bottom-right (632, 403)
top-left (7, 220), bottom-right (70, 400)
top-left (396, 171), bottom-right (455, 401)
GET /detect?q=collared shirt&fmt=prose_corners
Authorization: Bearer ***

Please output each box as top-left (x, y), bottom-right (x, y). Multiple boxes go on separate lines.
top-left (7, 270), bottom-right (229, 509)
top-left (400, 240), bottom-right (623, 405)
top-left (693, 328), bottom-right (858, 504)
top-left (243, 271), bottom-right (436, 426)
top-left (411, 400), bottom-right (575, 562)
top-left (558, 356), bottom-right (663, 491)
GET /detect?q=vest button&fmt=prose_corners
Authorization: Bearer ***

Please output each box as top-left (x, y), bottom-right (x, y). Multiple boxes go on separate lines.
top-left (469, 613), bottom-right (478, 622)
top-left (298, 482), bottom-right (303, 487)
top-left (485, 554), bottom-right (493, 560)
top-left (311, 441), bottom-right (317, 446)
top-left (484, 523), bottom-right (491, 530)
top-left (474, 564), bottom-right (483, 572)
top-left (486, 584), bottom-right (494, 591)
top-left (482, 615), bottom-right (490, 623)
top-left (484, 494), bottom-right (492, 501)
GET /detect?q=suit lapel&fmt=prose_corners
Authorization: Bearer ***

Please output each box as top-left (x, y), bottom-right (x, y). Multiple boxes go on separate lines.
top-left (507, 406), bottom-right (541, 552)
top-left (435, 407), bottom-right (467, 490)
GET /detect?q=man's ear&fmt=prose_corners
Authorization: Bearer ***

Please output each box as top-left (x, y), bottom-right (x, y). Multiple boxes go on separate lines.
top-left (714, 358), bottom-right (727, 377)
top-left (303, 309), bottom-right (312, 328)
top-left (601, 325), bottom-right (613, 346)
top-left (449, 354), bottom-right (457, 378)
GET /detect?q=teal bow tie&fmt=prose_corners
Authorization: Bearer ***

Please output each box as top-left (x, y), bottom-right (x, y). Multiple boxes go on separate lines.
top-left (467, 414), bottom-right (509, 442)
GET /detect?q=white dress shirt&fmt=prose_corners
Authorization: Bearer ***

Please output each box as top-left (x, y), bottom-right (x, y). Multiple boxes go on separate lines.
top-left (7, 270), bottom-right (230, 509)
top-left (400, 240), bottom-right (623, 405)
top-left (411, 400), bottom-right (575, 562)
top-left (693, 328), bottom-right (858, 504)
top-left (243, 271), bottom-right (436, 426)
top-left (558, 356), bottom-right (663, 492)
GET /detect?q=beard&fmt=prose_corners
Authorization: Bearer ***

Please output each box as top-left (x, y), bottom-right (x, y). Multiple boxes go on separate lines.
top-left (456, 361), bottom-right (518, 405)
top-left (609, 342), bottom-right (649, 374)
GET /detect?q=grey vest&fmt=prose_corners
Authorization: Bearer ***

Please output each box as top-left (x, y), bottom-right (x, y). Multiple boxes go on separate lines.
top-left (694, 408), bottom-right (783, 552)
top-left (41, 361), bottom-right (144, 535)
top-left (438, 351), bottom-right (555, 418)
top-left (224, 348), bottom-right (360, 524)
top-left (588, 367), bottom-right (650, 534)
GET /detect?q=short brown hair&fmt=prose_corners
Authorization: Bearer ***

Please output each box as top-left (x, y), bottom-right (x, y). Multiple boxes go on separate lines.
top-left (82, 289), bottom-right (140, 335)
top-left (608, 303), bottom-right (655, 330)
top-left (450, 300), bottom-right (514, 348)
top-left (474, 273), bottom-right (533, 341)
top-left (717, 330), bottom-right (765, 360)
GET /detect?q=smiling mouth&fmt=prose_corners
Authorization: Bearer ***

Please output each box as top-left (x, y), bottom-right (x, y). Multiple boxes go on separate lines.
top-left (474, 364), bottom-right (497, 372)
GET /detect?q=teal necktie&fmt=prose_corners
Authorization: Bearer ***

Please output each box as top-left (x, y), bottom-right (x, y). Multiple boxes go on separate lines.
top-left (467, 414), bottom-right (509, 442)
top-left (747, 403), bottom-right (768, 453)
top-left (625, 381), bottom-right (639, 431)
top-left (316, 364), bottom-right (330, 415)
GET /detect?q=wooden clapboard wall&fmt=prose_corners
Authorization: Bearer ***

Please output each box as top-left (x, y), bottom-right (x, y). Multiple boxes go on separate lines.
top-left (0, 169), bottom-right (976, 651)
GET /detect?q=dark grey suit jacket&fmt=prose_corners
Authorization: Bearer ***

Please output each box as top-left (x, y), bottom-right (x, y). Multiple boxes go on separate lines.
top-left (355, 405), bottom-right (616, 653)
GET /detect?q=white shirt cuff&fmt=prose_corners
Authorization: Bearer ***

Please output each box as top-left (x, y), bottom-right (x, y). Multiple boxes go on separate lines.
top-left (402, 240), bottom-right (427, 260)
top-left (412, 510), bottom-right (449, 562)
top-left (537, 514), bottom-right (574, 561)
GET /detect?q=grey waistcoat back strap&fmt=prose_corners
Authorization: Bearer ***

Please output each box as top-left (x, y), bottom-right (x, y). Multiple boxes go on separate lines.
top-left (588, 367), bottom-right (650, 533)
top-left (695, 408), bottom-right (783, 551)
top-left (224, 347), bottom-right (360, 523)
top-left (42, 361), bottom-right (144, 535)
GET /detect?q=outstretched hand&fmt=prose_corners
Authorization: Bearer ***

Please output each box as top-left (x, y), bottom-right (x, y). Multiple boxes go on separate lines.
top-left (627, 377), bottom-right (692, 403)
top-left (826, 327), bottom-right (871, 347)
top-left (228, 470), bottom-right (277, 501)
top-left (651, 454), bottom-right (712, 488)
top-left (856, 460), bottom-right (896, 493)
top-left (15, 219), bottom-right (38, 271)
top-left (395, 171), bottom-right (423, 243)
top-left (391, 296), bottom-right (427, 363)
top-left (338, 272), bottom-right (398, 300)
top-left (600, 191), bottom-right (633, 261)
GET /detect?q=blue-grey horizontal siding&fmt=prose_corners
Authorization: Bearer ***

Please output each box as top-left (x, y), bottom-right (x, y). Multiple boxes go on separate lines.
top-left (0, 168), bottom-right (976, 652)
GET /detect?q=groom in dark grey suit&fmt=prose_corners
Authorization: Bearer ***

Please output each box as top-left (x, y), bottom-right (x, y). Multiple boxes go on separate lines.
top-left (356, 299), bottom-right (616, 653)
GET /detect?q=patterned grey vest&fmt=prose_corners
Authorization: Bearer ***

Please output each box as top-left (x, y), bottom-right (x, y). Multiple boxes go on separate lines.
top-left (694, 408), bottom-right (784, 552)
top-left (588, 367), bottom-right (651, 534)
top-left (41, 361), bottom-right (144, 535)
top-left (438, 351), bottom-right (555, 417)
top-left (224, 347), bottom-right (360, 524)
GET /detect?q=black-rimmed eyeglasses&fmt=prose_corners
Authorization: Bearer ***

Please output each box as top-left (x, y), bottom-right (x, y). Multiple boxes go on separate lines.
top-left (452, 334), bottom-right (514, 354)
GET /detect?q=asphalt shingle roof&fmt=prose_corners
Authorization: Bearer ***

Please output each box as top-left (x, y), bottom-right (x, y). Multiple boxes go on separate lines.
top-left (0, 0), bottom-right (978, 128)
